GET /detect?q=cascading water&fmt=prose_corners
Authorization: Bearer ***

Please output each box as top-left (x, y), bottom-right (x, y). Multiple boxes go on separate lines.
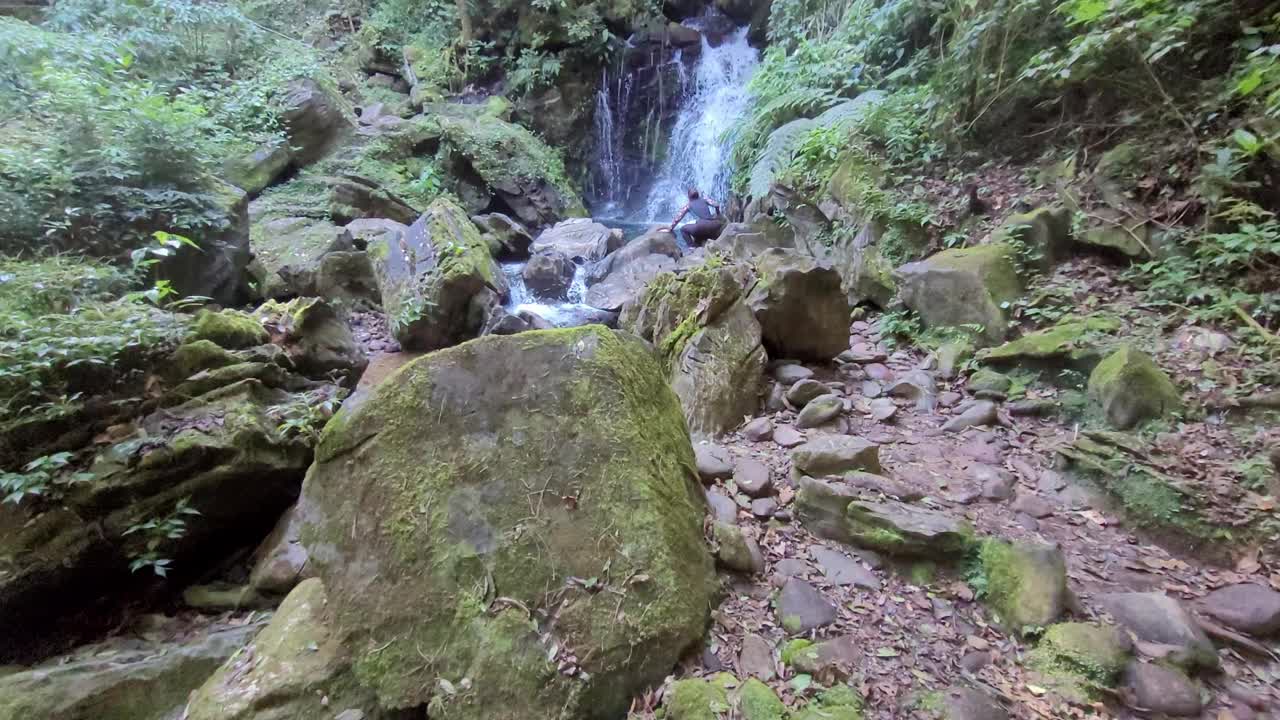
top-left (642, 28), bottom-right (759, 222)
top-left (502, 262), bottom-right (597, 326)
top-left (594, 67), bottom-right (623, 213)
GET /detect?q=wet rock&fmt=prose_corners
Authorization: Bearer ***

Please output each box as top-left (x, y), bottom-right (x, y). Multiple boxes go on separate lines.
top-left (791, 436), bottom-right (881, 476)
top-left (742, 417), bottom-right (774, 442)
top-left (472, 212), bottom-right (534, 259)
top-left (795, 394), bottom-right (844, 428)
top-left (738, 635), bottom-right (775, 681)
top-left (1087, 345), bottom-right (1181, 429)
top-left (979, 540), bottom-right (1069, 631)
top-left (773, 426), bottom-right (805, 448)
top-left (1097, 592), bottom-right (1219, 670)
top-left (279, 328), bottom-right (716, 716)
top-left (713, 522), bottom-right (765, 574)
top-left (942, 401), bottom-right (999, 433)
top-left (530, 219), bottom-right (623, 262)
top-left (182, 583), bottom-right (270, 612)
top-left (707, 489), bottom-right (738, 523)
top-left (1010, 493), bottom-right (1054, 518)
top-left (1123, 662), bottom-right (1202, 716)
top-left (734, 459), bottom-right (773, 498)
top-left (810, 546), bottom-right (879, 589)
top-left (584, 253), bottom-right (679, 312)
top-left (897, 244), bottom-right (1023, 345)
top-left (777, 578), bottom-right (837, 633)
top-left (1200, 584), bottom-right (1280, 637)
top-left (523, 249), bottom-right (576, 299)
top-left (787, 379), bottom-right (830, 407)
top-left (773, 364), bottom-right (813, 385)
top-left (748, 249), bottom-right (852, 361)
top-left (695, 444), bottom-right (734, 482)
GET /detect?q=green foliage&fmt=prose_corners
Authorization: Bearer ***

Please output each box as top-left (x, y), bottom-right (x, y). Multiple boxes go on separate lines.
top-left (270, 390), bottom-right (341, 442)
top-left (0, 451), bottom-right (93, 505)
top-left (124, 497), bottom-right (201, 576)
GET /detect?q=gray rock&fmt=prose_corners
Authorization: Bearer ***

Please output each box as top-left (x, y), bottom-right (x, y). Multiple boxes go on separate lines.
top-left (773, 364), bottom-right (813, 385)
top-left (774, 559), bottom-right (809, 578)
top-left (279, 78), bottom-right (351, 166)
top-left (861, 380), bottom-right (883, 398)
top-left (748, 249), bottom-right (852, 361)
top-left (695, 444), bottom-right (734, 482)
top-left (777, 578), bottom-right (837, 633)
top-left (785, 635), bottom-right (858, 677)
top-left (586, 227), bottom-right (681, 285)
top-left (751, 497), bottom-right (779, 519)
top-left (845, 471), bottom-right (924, 502)
top-left (888, 370), bottom-right (938, 411)
top-left (712, 522), bottom-right (765, 574)
top-left (870, 397), bottom-right (898, 422)
top-left (959, 651), bottom-right (992, 673)
top-left (584, 253), bottom-right (678, 312)
top-left (942, 401), bottom-right (999, 433)
top-left (530, 219), bottom-right (623, 262)
top-left (738, 634), bottom-right (776, 681)
top-left (706, 489), bottom-right (738, 523)
top-left (522, 249), bottom-right (576, 299)
top-left (472, 212), bottom-right (533, 259)
top-left (742, 417), bottom-right (774, 442)
top-left (734, 459), bottom-right (773, 498)
top-left (810, 546), bottom-right (880, 589)
top-left (791, 436), bottom-right (882, 476)
top-left (1123, 662), bottom-right (1202, 717)
top-left (787, 379), bottom-right (831, 407)
top-left (249, 501), bottom-right (313, 595)
top-left (974, 465), bottom-right (1015, 501)
top-left (1037, 470), bottom-right (1068, 493)
top-left (1098, 592), bottom-right (1219, 670)
top-left (1008, 399), bottom-right (1057, 417)
top-left (773, 426), bottom-right (806, 448)
top-left (897, 244), bottom-right (1022, 345)
top-left (1010, 493), bottom-right (1054, 518)
top-left (796, 394), bottom-right (844, 428)
top-left (1200, 584), bottom-right (1280, 637)
top-left (936, 685), bottom-right (1009, 720)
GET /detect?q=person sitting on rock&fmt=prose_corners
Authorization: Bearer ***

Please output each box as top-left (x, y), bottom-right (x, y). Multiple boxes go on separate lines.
top-left (668, 188), bottom-right (724, 246)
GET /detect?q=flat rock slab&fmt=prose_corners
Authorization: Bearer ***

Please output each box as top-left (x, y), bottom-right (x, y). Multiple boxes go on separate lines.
top-left (787, 379), bottom-right (830, 407)
top-left (791, 436), bottom-right (882, 477)
top-left (695, 444), bottom-right (734, 482)
top-left (777, 578), bottom-right (837, 633)
top-left (1098, 592), bottom-right (1218, 670)
top-left (1011, 492), bottom-right (1054, 518)
top-left (943, 400), bottom-right (998, 433)
top-left (751, 498), bottom-right (779, 519)
top-left (1200, 583), bottom-right (1280, 637)
top-left (810, 546), bottom-right (880, 590)
top-left (870, 397), bottom-right (898, 422)
top-left (845, 499), bottom-right (973, 558)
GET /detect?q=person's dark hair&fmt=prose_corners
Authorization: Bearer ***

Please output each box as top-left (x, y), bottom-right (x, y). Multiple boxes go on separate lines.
top-left (687, 188), bottom-right (700, 200)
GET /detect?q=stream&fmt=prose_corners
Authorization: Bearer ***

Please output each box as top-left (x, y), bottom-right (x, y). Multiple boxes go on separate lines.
top-left (501, 24), bottom-right (759, 326)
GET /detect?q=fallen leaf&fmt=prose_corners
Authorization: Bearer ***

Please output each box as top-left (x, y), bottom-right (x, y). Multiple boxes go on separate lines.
top-left (1027, 684), bottom-right (1048, 696)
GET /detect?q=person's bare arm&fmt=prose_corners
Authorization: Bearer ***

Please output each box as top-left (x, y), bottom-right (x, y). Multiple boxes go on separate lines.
top-left (668, 204), bottom-right (689, 232)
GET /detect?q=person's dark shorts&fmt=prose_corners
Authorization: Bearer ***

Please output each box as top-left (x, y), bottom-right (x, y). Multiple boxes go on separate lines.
top-left (680, 218), bottom-right (725, 245)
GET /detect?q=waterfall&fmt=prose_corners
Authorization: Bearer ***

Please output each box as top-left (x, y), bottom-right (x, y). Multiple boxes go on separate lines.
top-left (594, 67), bottom-right (622, 213)
top-left (641, 28), bottom-right (759, 222)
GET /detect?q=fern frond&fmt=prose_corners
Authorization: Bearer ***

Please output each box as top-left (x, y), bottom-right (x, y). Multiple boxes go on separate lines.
top-left (811, 90), bottom-right (889, 134)
top-left (749, 117), bottom-right (816, 199)
top-left (727, 87), bottom-right (841, 188)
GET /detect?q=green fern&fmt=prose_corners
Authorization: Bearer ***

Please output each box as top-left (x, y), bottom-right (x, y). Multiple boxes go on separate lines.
top-left (811, 90), bottom-right (888, 134)
top-left (728, 87), bottom-right (840, 189)
top-left (749, 118), bottom-right (816, 198)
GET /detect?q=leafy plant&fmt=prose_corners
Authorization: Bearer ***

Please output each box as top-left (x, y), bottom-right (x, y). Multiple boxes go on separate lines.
top-left (269, 391), bottom-right (341, 441)
top-left (0, 451), bottom-right (94, 504)
top-left (124, 497), bottom-right (201, 576)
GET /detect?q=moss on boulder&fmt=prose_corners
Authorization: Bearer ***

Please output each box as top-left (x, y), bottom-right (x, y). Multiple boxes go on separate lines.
top-left (1087, 345), bottom-right (1181, 429)
top-left (896, 244), bottom-right (1023, 346)
top-left (978, 540), bottom-right (1069, 633)
top-left (793, 686), bottom-right (864, 720)
top-left (978, 316), bottom-right (1119, 369)
top-left (968, 369), bottom-right (1012, 395)
top-left (992, 206), bottom-right (1072, 270)
top-left (190, 309), bottom-right (268, 350)
top-left (295, 327), bottom-right (715, 719)
top-left (169, 340), bottom-right (241, 381)
top-left (1028, 622), bottom-right (1131, 703)
top-left (373, 197), bottom-right (506, 352)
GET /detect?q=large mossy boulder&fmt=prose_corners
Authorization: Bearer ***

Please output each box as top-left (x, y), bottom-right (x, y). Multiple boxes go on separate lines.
top-left (621, 264), bottom-right (765, 437)
top-left (190, 309), bottom-right (268, 350)
top-left (532, 219), bottom-right (624, 263)
top-left (977, 316), bottom-right (1119, 369)
top-left (249, 216), bottom-right (356, 299)
top-left (279, 78), bottom-right (352, 167)
top-left (897, 244), bottom-right (1023, 345)
top-left (186, 579), bottom-right (390, 720)
top-left (1028, 622), bottom-right (1131, 703)
top-left (0, 619), bottom-right (265, 720)
top-left (372, 198), bottom-right (507, 352)
top-left (978, 540), bottom-right (1069, 633)
top-left (991, 207), bottom-right (1072, 270)
top-left (1087, 345), bottom-right (1181, 429)
top-left (747, 249), bottom-right (851, 361)
top-left (292, 327), bottom-right (716, 718)
top-left (255, 298), bottom-right (367, 384)
top-left (0, 379), bottom-right (321, 653)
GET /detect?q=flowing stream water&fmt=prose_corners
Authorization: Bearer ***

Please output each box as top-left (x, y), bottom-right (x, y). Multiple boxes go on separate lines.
top-left (504, 24), bottom-right (759, 325)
